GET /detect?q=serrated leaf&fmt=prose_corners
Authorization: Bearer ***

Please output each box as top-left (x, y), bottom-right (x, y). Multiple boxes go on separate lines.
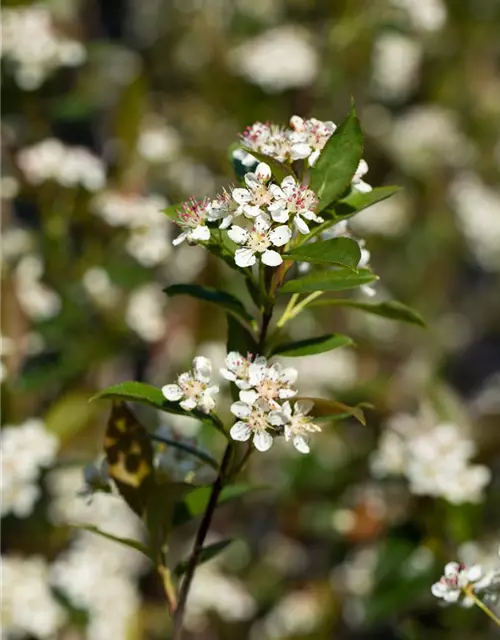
top-left (239, 148), bottom-right (293, 183)
top-left (280, 268), bottom-right (377, 295)
top-left (311, 299), bottom-right (425, 327)
top-left (74, 524), bottom-right (153, 560)
top-left (164, 284), bottom-right (254, 325)
top-left (295, 397), bottom-right (366, 425)
top-left (272, 333), bottom-right (353, 357)
top-left (310, 104), bottom-right (364, 211)
top-left (324, 186), bottom-right (401, 222)
top-left (175, 540), bottom-right (233, 576)
top-left (283, 237), bottom-right (361, 270)
top-left (104, 402), bottom-right (155, 517)
top-left (91, 382), bottom-right (227, 437)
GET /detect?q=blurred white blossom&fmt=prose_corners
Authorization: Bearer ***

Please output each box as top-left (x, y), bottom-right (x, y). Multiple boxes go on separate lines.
top-left (229, 26), bottom-right (318, 92)
top-left (432, 559), bottom-right (500, 606)
top-left (392, 0), bottom-right (447, 32)
top-left (15, 255), bottom-right (61, 320)
top-left (82, 268), bottom-right (121, 308)
top-left (371, 33), bottom-right (422, 102)
top-left (1, 4), bottom-right (86, 90)
top-left (137, 119), bottom-right (181, 163)
top-left (1, 419), bottom-right (59, 518)
top-left (125, 284), bottom-right (166, 342)
top-left (259, 590), bottom-right (323, 639)
top-left (17, 139), bottom-right (106, 191)
top-left (371, 412), bottom-right (491, 504)
top-left (1, 555), bottom-right (67, 637)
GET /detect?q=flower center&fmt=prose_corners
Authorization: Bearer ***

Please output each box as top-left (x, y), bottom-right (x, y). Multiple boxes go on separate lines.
top-left (247, 407), bottom-right (269, 432)
top-left (182, 379), bottom-right (205, 397)
top-left (248, 230), bottom-right (271, 252)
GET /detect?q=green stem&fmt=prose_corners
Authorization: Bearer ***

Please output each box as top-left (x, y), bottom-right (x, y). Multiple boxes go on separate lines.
top-left (276, 293), bottom-right (299, 328)
top-left (465, 587), bottom-right (500, 627)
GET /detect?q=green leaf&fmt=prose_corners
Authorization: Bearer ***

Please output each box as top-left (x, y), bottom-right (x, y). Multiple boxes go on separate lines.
top-left (104, 402), bottom-right (155, 517)
top-left (311, 299), bottom-right (426, 327)
top-left (310, 104), bottom-right (364, 211)
top-left (175, 540), bottom-right (233, 576)
top-left (283, 237), bottom-right (361, 270)
top-left (239, 148), bottom-right (293, 183)
top-left (226, 314), bottom-right (257, 355)
top-left (173, 484), bottom-right (261, 527)
top-left (280, 268), bottom-right (377, 294)
top-left (272, 333), bottom-right (353, 357)
top-left (164, 284), bottom-right (254, 325)
top-left (324, 186), bottom-right (401, 222)
top-left (161, 203), bottom-right (182, 221)
top-left (295, 397), bottom-right (366, 425)
top-left (91, 382), bottom-right (227, 437)
top-left (73, 524), bottom-right (153, 560)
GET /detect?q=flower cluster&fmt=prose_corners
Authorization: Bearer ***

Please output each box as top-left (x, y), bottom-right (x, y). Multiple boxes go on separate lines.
top-left (432, 559), bottom-right (500, 607)
top-left (370, 412), bottom-right (491, 504)
top-left (162, 356), bottom-right (219, 413)
top-left (1, 5), bottom-right (86, 90)
top-left (222, 352), bottom-right (321, 453)
top-left (17, 139), bottom-right (106, 192)
top-left (172, 162), bottom-right (322, 267)
top-left (239, 116), bottom-right (372, 190)
top-left (1, 419), bottom-right (59, 518)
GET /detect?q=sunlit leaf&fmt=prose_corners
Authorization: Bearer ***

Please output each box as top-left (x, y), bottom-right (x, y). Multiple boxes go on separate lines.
top-left (280, 268), bottom-right (378, 295)
top-left (283, 237), bottom-right (361, 270)
top-left (311, 299), bottom-right (426, 327)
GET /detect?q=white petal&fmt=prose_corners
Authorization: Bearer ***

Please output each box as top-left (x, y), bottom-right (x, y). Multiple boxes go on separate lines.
top-left (205, 385), bottom-right (219, 397)
top-left (198, 393), bottom-right (217, 413)
top-left (268, 411), bottom-right (286, 426)
top-left (162, 384), bottom-right (183, 401)
top-left (180, 397), bottom-right (197, 411)
top-left (279, 388), bottom-right (297, 399)
top-left (193, 356), bottom-right (212, 382)
top-left (172, 231), bottom-right (188, 246)
top-left (466, 565), bottom-right (483, 582)
top-left (227, 225), bottom-right (249, 245)
top-left (254, 356), bottom-right (268, 367)
top-left (244, 173), bottom-right (259, 190)
top-left (268, 204), bottom-right (290, 224)
top-left (270, 185), bottom-right (285, 199)
top-left (236, 380), bottom-right (252, 390)
top-left (290, 143), bottom-right (311, 160)
top-left (232, 188), bottom-right (252, 205)
top-left (295, 399), bottom-right (314, 415)
top-left (308, 150), bottom-right (320, 166)
top-left (235, 248), bottom-right (257, 268)
top-left (230, 401), bottom-right (252, 419)
top-left (219, 215), bottom-right (234, 229)
top-left (282, 401), bottom-right (293, 419)
top-left (190, 225), bottom-right (210, 241)
top-left (281, 175), bottom-right (297, 189)
top-left (255, 162), bottom-right (271, 182)
top-left (230, 422), bottom-right (252, 441)
top-left (293, 436), bottom-right (310, 454)
top-left (243, 205), bottom-right (263, 219)
top-left (261, 250), bottom-right (283, 267)
top-left (225, 351), bottom-right (243, 369)
top-left (294, 215), bottom-right (310, 235)
top-left (269, 225), bottom-right (292, 247)
top-left (290, 115), bottom-right (305, 131)
top-left (220, 368), bottom-right (237, 381)
top-left (443, 590), bottom-right (461, 603)
top-left (431, 582), bottom-right (447, 598)
top-left (444, 562), bottom-right (460, 578)
top-left (239, 389), bottom-right (260, 405)
top-left (253, 430), bottom-right (273, 452)
top-left (254, 215), bottom-right (271, 233)
top-left (354, 180), bottom-right (372, 193)
top-left (280, 367), bottom-right (298, 384)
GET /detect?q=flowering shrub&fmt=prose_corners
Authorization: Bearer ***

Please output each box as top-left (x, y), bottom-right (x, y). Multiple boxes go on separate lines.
top-left (88, 106), bottom-right (429, 636)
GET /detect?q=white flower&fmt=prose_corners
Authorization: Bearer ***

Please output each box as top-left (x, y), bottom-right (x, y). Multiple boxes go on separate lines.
top-left (269, 175), bottom-right (322, 233)
top-left (220, 352), bottom-right (267, 390)
top-left (207, 188), bottom-right (241, 229)
top-left (239, 361), bottom-right (298, 409)
top-left (229, 26), bottom-right (318, 93)
top-left (228, 215), bottom-right (291, 268)
top-left (289, 116), bottom-right (336, 166)
top-left (431, 561), bottom-right (500, 607)
top-left (229, 400), bottom-right (275, 452)
top-left (269, 400), bottom-right (321, 454)
top-left (240, 123), bottom-right (292, 163)
top-left (172, 198), bottom-right (211, 246)
top-left (231, 162), bottom-right (274, 219)
top-left (162, 357), bottom-right (219, 413)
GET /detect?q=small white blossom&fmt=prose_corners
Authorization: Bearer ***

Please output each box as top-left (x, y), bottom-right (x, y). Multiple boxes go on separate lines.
top-left (232, 162), bottom-right (274, 219)
top-left (229, 400), bottom-right (275, 452)
top-left (269, 400), bottom-right (321, 454)
top-left (228, 215), bottom-right (291, 268)
top-left (239, 361), bottom-right (298, 409)
top-left (207, 188), bottom-right (241, 229)
top-left (431, 561), bottom-right (500, 607)
top-left (269, 175), bottom-right (322, 233)
top-left (220, 351), bottom-right (267, 390)
top-left (240, 123), bottom-right (292, 163)
top-left (162, 357), bottom-right (219, 413)
top-left (289, 115), bottom-right (336, 166)
top-left (172, 198), bottom-right (211, 246)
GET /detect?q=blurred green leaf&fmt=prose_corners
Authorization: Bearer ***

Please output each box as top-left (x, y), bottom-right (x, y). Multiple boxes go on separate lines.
top-left (175, 539), bottom-right (233, 576)
top-left (283, 237), bottom-right (361, 269)
top-left (310, 104), bottom-right (364, 211)
top-left (324, 186), bottom-right (401, 222)
top-left (272, 333), bottom-right (353, 357)
top-left (45, 391), bottom-right (102, 443)
top-left (164, 283), bottom-right (254, 325)
top-left (73, 524), bottom-right (153, 560)
top-left (161, 203), bottom-right (182, 221)
top-left (91, 382), bottom-right (227, 437)
top-left (295, 397), bottom-right (366, 425)
top-left (174, 484), bottom-right (261, 527)
top-left (280, 268), bottom-right (377, 294)
top-left (311, 299), bottom-right (426, 327)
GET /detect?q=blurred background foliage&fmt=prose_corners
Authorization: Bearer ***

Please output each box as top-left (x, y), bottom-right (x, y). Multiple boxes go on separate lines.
top-left (1, 0), bottom-right (500, 638)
